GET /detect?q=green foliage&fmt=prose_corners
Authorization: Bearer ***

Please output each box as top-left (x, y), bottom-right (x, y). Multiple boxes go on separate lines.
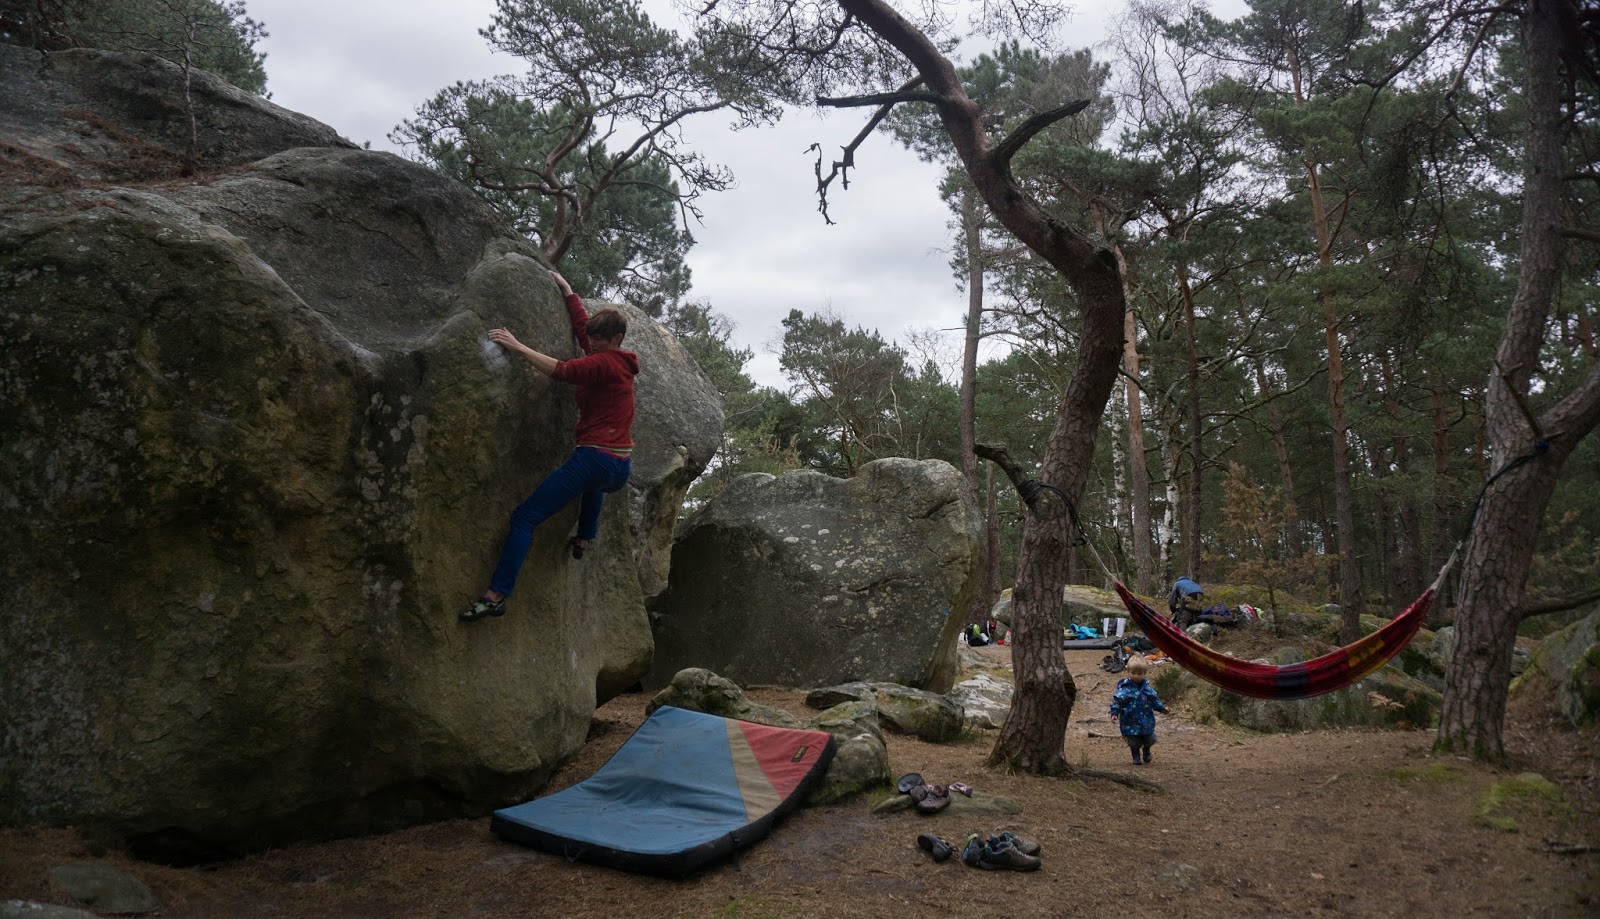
top-left (1, 0), bottom-right (268, 93)
top-left (665, 300), bottom-right (811, 501)
top-left (401, 89), bottom-right (692, 313)
top-left (1208, 463), bottom-right (1325, 633)
top-left (776, 309), bottom-right (958, 477)
top-left (394, 0), bottom-right (782, 314)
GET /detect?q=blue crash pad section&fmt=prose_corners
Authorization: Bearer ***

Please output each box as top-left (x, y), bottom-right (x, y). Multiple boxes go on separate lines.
top-left (491, 705), bottom-right (835, 877)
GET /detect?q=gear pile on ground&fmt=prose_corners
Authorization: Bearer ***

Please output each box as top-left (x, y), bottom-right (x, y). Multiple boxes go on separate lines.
top-left (894, 773), bottom-right (973, 814)
top-left (915, 830), bottom-right (1042, 872)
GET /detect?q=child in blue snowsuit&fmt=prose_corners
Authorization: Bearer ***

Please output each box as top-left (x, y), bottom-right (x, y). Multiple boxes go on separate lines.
top-left (1110, 657), bottom-right (1169, 765)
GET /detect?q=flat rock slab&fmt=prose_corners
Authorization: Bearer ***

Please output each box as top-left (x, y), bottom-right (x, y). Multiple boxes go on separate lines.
top-left (870, 792), bottom-right (1022, 818)
top-left (2, 903), bottom-right (102, 919)
top-left (46, 863), bottom-right (158, 915)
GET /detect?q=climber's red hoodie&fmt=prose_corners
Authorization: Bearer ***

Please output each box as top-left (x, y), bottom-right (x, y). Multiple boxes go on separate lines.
top-left (550, 293), bottom-right (639, 453)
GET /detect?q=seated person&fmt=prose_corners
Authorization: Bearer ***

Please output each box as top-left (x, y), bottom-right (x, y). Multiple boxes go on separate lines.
top-left (968, 623), bottom-right (991, 647)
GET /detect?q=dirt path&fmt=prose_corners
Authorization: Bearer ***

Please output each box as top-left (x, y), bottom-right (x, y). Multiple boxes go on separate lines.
top-left (4, 648), bottom-right (1596, 917)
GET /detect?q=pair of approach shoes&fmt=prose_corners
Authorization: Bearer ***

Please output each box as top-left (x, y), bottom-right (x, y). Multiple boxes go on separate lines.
top-left (909, 783), bottom-right (952, 813)
top-left (897, 773), bottom-right (974, 814)
top-left (962, 831), bottom-right (1043, 871)
top-left (459, 595), bottom-right (506, 622)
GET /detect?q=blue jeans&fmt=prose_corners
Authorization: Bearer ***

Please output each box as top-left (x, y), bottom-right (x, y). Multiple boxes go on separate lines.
top-left (488, 448), bottom-right (631, 597)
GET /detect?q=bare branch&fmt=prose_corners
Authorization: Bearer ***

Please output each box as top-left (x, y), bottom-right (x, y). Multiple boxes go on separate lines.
top-left (1517, 587), bottom-right (1600, 620)
top-left (1561, 226), bottom-right (1600, 244)
top-left (974, 442), bottom-right (1030, 495)
top-left (810, 77), bottom-right (924, 224)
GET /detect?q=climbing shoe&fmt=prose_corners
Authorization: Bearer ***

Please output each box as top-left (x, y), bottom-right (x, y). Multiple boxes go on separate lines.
top-left (459, 596), bottom-right (506, 622)
top-left (916, 834), bottom-right (954, 863)
top-left (568, 536), bottom-right (586, 560)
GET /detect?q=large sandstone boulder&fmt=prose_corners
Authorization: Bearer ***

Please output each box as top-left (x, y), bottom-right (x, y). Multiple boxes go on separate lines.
top-left (646, 458), bottom-right (982, 692)
top-left (0, 46), bottom-right (720, 859)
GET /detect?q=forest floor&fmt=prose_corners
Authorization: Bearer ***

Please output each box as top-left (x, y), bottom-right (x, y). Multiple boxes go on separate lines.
top-left (3, 645), bottom-right (1597, 918)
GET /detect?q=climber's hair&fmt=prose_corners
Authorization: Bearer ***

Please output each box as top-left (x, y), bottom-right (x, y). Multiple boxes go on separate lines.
top-left (587, 307), bottom-right (627, 342)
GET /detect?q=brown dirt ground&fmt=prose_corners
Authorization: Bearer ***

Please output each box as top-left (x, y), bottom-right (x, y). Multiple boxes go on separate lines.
top-left (4, 646), bottom-right (1596, 918)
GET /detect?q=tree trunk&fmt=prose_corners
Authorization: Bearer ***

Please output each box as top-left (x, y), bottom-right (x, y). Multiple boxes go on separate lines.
top-left (985, 464), bottom-right (1002, 611)
top-left (1427, 381), bottom-right (1456, 620)
top-left (835, 0), bottom-right (1125, 773)
top-left (1158, 404), bottom-right (1181, 583)
top-left (1316, 206), bottom-right (1364, 642)
top-left (1290, 39), bottom-right (1364, 640)
top-left (1438, 0), bottom-right (1600, 760)
top-left (959, 186), bottom-right (989, 626)
top-left (1117, 245), bottom-right (1153, 590)
top-left (1179, 264), bottom-right (1203, 577)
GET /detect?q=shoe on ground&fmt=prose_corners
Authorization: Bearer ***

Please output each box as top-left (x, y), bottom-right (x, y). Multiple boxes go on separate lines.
top-left (961, 833), bottom-right (984, 866)
top-left (916, 785), bottom-right (952, 814)
top-left (459, 595), bottom-right (506, 622)
top-left (916, 834), bottom-right (954, 862)
top-left (976, 839), bottom-right (1042, 872)
top-left (1143, 751), bottom-right (1153, 763)
top-left (991, 831), bottom-right (1041, 857)
top-left (897, 773), bottom-right (925, 795)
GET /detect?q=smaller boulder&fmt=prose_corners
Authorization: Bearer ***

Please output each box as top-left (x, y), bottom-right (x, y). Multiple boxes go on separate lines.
top-left (645, 668), bottom-right (801, 727)
top-left (2, 903), bottom-right (102, 919)
top-left (805, 682), bottom-right (964, 742)
top-left (869, 684), bottom-right (965, 743)
top-left (805, 682), bottom-right (875, 709)
top-left (46, 863), bottom-right (158, 915)
top-left (949, 673), bottom-right (1013, 729)
top-left (806, 702), bottom-right (891, 805)
top-left (1186, 623), bottom-right (1216, 643)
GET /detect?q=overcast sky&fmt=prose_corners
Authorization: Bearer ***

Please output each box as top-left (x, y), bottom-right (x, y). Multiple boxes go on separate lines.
top-left (244, 0), bottom-right (1229, 388)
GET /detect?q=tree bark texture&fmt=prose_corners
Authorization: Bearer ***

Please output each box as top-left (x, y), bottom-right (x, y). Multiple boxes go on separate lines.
top-left (1439, 0), bottom-right (1600, 760)
top-left (833, 0), bottom-right (1125, 772)
top-left (1179, 264), bottom-right (1203, 578)
top-left (959, 186), bottom-right (989, 626)
top-left (1117, 245), bottom-right (1153, 590)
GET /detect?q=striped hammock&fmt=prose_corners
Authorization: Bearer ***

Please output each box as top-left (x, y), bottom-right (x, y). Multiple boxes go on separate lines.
top-left (1111, 582), bottom-right (1434, 700)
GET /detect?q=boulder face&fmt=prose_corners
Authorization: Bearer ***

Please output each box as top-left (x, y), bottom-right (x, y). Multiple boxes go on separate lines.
top-left (647, 458), bottom-right (982, 692)
top-left (0, 46), bottom-right (720, 858)
top-left (1513, 611), bottom-right (1600, 727)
